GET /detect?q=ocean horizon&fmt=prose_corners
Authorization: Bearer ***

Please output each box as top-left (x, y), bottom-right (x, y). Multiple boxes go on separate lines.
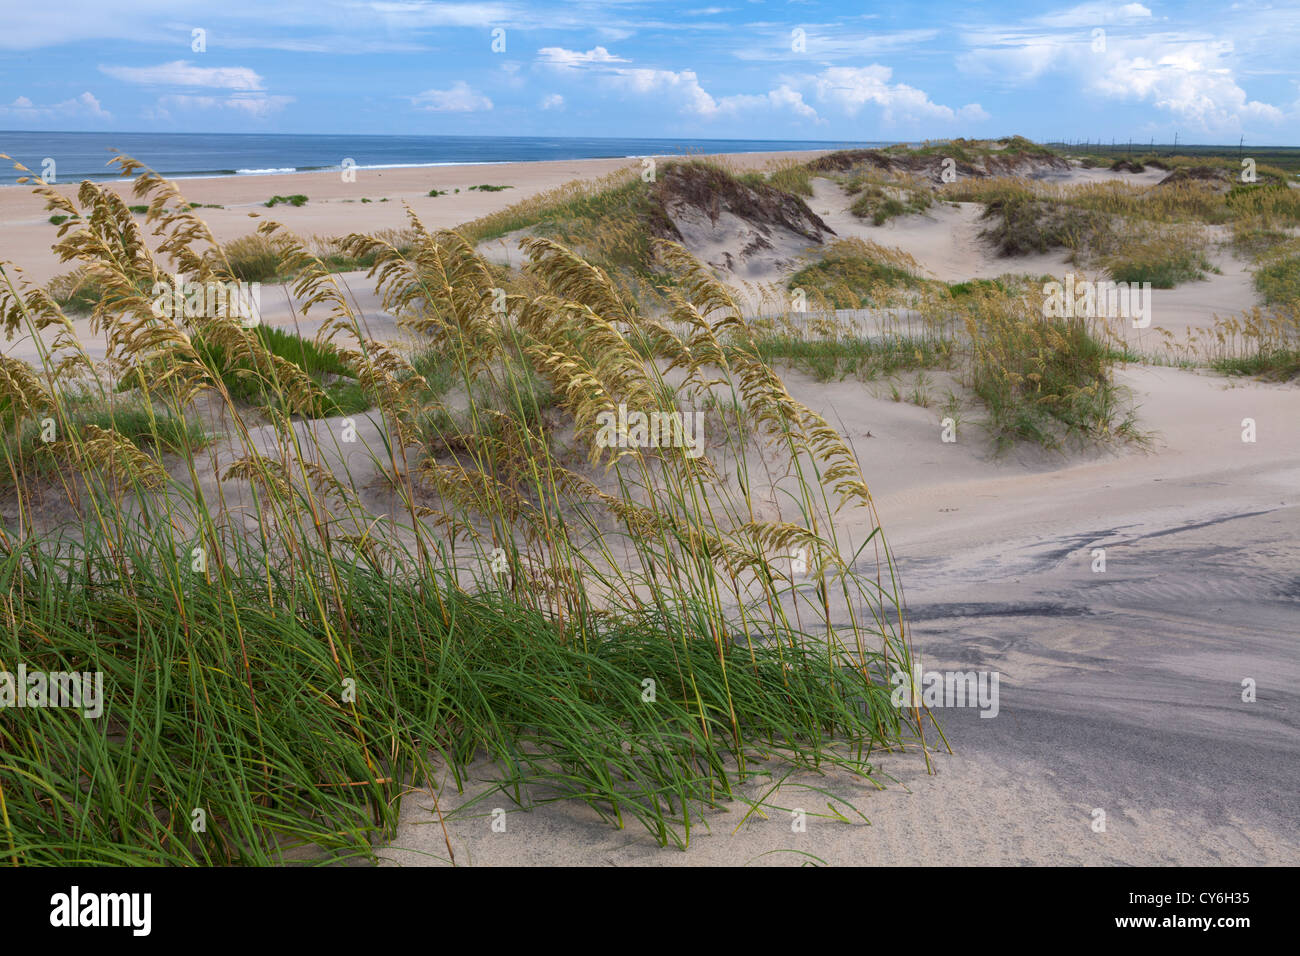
top-left (0, 131), bottom-right (883, 186)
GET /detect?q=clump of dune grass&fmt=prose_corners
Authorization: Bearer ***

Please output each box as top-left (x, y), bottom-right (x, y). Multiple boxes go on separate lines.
top-left (0, 388), bottom-right (209, 489)
top-left (753, 333), bottom-right (953, 383)
top-left (952, 168), bottom-right (1300, 230)
top-left (223, 233), bottom-right (285, 283)
top-left (787, 238), bottom-right (926, 309)
top-left (1253, 244), bottom-right (1300, 307)
top-left (958, 284), bottom-right (1139, 450)
top-left (47, 266), bottom-right (106, 315)
top-left (850, 183), bottom-right (932, 226)
top-left (1103, 225), bottom-right (1212, 288)
top-left (1200, 306), bottom-right (1300, 381)
top-left (767, 160), bottom-right (814, 197)
top-left (181, 324), bottom-right (370, 416)
top-left (978, 195), bottom-right (1110, 257)
top-left (1229, 216), bottom-right (1293, 258)
top-left (265, 194), bottom-right (308, 208)
top-left (1212, 350), bottom-right (1300, 380)
top-left (0, 157), bottom-right (934, 864)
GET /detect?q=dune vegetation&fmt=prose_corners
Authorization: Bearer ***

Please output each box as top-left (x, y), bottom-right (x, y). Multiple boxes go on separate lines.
top-left (766, 143), bottom-right (1299, 385)
top-left (0, 158), bottom-right (939, 865)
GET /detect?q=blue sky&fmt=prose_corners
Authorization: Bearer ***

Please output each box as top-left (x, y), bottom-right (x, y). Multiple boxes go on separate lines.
top-left (1, 0), bottom-right (1297, 143)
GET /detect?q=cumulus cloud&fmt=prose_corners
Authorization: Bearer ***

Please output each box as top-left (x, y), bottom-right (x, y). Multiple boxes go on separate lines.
top-left (1094, 42), bottom-right (1284, 126)
top-left (535, 47), bottom-right (781, 119)
top-left (150, 92), bottom-right (293, 119)
top-left (537, 45), bottom-right (629, 69)
top-left (411, 80), bottom-right (493, 112)
top-left (0, 91), bottom-right (111, 120)
top-left (603, 67), bottom-right (720, 115)
top-left (1035, 2), bottom-right (1152, 27)
top-left (959, 28), bottom-right (1286, 131)
top-left (530, 46), bottom-right (980, 126)
top-left (100, 60), bottom-right (265, 90)
top-left (540, 93), bottom-right (565, 110)
top-left (810, 65), bottom-right (987, 123)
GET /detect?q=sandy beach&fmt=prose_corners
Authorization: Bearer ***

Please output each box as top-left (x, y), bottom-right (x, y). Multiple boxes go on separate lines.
top-left (0, 151), bottom-right (825, 287)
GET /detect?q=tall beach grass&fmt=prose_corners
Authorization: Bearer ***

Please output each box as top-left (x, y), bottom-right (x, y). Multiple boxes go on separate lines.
top-left (0, 158), bottom-right (937, 864)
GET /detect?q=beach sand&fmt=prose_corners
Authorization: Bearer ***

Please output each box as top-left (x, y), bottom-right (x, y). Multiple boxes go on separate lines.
top-left (0, 150), bottom-right (825, 287)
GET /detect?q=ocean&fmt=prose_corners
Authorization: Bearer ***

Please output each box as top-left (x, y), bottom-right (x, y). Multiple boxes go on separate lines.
top-left (0, 131), bottom-right (882, 186)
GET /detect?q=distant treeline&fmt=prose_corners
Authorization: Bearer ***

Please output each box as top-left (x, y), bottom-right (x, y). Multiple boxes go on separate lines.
top-left (1049, 141), bottom-right (1300, 175)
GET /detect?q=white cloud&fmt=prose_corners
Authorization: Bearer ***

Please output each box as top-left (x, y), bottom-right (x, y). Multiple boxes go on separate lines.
top-left (763, 84), bottom-right (818, 120)
top-left (1094, 42), bottom-right (1284, 126)
top-left (733, 27), bottom-right (941, 62)
top-left (533, 45), bottom-right (816, 120)
top-left (537, 46), bottom-right (629, 69)
top-left (0, 91), bottom-right (111, 120)
top-left (810, 66), bottom-right (987, 124)
top-left (100, 60), bottom-right (265, 90)
top-left (959, 28), bottom-right (1287, 131)
top-left (711, 84), bottom-right (820, 121)
top-left (540, 93), bottom-right (564, 110)
top-left (532, 45), bottom-right (976, 126)
top-left (956, 32), bottom-right (1066, 81)
top-left (1035, 2), bottom-right (1152, 28)
top-left (366, 1), bottom-right (518, 28)
top-left (151, 92), bottom-right (293, 119)
top-left (411, 80), bottom-right (493, 112)
top-left (605, 68), bottom-right (720, 115)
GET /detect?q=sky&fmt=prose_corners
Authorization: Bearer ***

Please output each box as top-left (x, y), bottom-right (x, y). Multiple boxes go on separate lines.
top-left (1, 0), bottom-right (1297, 144)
